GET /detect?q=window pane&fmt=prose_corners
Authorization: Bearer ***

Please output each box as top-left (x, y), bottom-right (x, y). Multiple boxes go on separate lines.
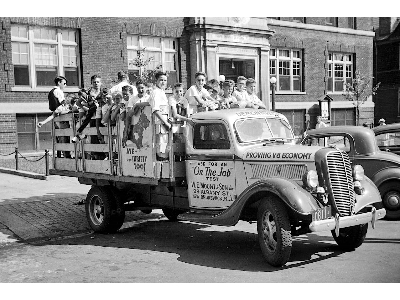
top-left (270, 60), bottom-right (276, 75)
top-left (164, 38), bottom-right (176, 50)
top-left (11, 25), bottom-right (28, 38)
top-left (63, 45), bottom-right (77, 67)
top-left (17, 115), bottom-right (35, 132)
top-left (142, 36), bottom-right (161, 48)
top-left (62, 30), bottom-right (76, 43)
top-left (279, 50), bottom-right (290, 57)
top-left (34, 44), bottom-right (57, 66)
top-left (14, 65), bottom-right (30, 86)
top-left (36, 67), bottom-right (57, 86)
top-left (167, 70), bottom-right (177, 89)
top-left (334, 80), bottom-right (343, 92)
top-left (12, 42), bottom-right (29, 64)
top-left (293, 77), bottom-right (301, 91)
top-left (146, 51), bottom-right (161, 69)
top-left (165, 53), bottom-right (176, 71)
top-left (34, 27), bottom-right (56, 40)
top-left (279, 76), bottom-right (290, 90)
top-left (127, 35), bottom-right (139, 47)
top-left (64, 67), bottom-right (79, 86)
top-left (279, 61), bottom-right (290, 75)
top-left (38, 132), bottom-right (52, 150)
top-left (270, 49), bottom-right (276, 57)
top-left (18, 133), bottom-right (36, 151)
top-left (327, 78), bottom-right (333, 92)
top-left (347, 17), bottom-right (355, 29)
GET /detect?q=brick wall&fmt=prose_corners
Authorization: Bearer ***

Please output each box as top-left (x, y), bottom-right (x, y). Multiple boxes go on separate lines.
top-left (0, 113), bottom-right (17, 154)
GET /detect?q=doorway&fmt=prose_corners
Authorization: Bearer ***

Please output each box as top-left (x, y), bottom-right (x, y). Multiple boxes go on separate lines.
top-left (219, 58), bottom-right (255, 82)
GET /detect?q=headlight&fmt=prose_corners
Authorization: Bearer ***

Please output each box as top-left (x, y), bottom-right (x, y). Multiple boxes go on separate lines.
top-left (302, 170), bottom-right (318, 189)
top-left (352, 165), bottom-right (364, 181)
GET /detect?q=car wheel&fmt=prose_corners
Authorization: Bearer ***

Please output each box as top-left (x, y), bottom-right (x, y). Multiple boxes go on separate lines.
top-left (85, 186), bottom-right (125, 233)
top-left (379, 182), bottom-right (400, 220)
top-left (257, 197), bottom-right (292, 267)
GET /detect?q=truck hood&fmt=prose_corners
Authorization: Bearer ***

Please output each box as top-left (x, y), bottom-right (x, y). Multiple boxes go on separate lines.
top-left (241, 144), bottom-right (321, 162)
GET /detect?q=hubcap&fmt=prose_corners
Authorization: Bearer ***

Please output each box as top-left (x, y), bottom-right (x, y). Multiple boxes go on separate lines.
top-left (90, 195), bottom-right (104, 225)
top-left (384, 191), bottom-right (400, 210)
top-left (262, 211), bottom-right (277, 252)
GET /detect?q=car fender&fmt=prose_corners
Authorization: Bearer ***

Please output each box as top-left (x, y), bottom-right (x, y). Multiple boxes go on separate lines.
top-left (354, 176), bottom-right (383, 213)
top-left (370, 167), bottom-right (400, 189)
top-left (185, 178), bottom-right (320, 226)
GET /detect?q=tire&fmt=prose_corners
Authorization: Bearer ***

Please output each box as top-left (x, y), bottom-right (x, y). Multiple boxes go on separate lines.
top-left (379, 182), bottom-right (400, 220)
top-left (162, 208), bottom-right (182, 221)
top-left (257, 197), bottom-right (292, 267)
top-left (331, 223), bottom-right (368, 250)
top-left (85, 186), bottom-right (125, 233)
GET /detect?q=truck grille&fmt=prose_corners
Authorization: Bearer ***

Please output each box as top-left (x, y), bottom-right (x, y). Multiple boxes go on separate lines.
top-left (326, 151), bottom-right (355, 216)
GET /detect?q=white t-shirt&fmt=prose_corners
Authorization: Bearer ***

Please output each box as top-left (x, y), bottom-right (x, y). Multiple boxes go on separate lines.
top-left (127, 94), bottom-right (150, 108)
top-left (232, 90), bottom-right (248, 108)
top-left (110, 82), bottom-right (138, 97)
top-left (149, 87), bottom-right (169, 125)
top-left (246, 93), bottom-right (264, 108)
top-left (184, 85), bottom-right (210, 116)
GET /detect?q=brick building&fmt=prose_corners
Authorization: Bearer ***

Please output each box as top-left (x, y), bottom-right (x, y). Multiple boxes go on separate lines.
top-left (374, 17), bottom-right (400, 124)
top-left (0, 17), bottom-right (377, 153)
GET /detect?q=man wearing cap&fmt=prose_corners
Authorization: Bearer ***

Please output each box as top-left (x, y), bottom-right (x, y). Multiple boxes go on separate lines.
top-left (379, 118), bottom-right (386, 126)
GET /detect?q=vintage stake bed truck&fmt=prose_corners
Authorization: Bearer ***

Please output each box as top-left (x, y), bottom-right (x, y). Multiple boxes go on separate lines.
top-left (50, 107), bottom-right (386, 267)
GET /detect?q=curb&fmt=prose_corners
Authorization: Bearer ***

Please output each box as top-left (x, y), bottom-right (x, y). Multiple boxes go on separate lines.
top-left (0, 167), bottom-right (47, 180)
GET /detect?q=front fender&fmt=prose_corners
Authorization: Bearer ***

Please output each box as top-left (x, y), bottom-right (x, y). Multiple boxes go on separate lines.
top-left (354, 176), bottom-right (383, 213)
top-left (371, 167), bottom-right (400, 188)
top-left (182, 178), bottom-right (319, 226)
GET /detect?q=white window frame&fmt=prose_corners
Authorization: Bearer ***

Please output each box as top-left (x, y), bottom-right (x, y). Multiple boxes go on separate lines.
top-left (11, 24), bottom-right (80, 92)
top-left (269, 48), bottom-right (303, 93)
top-left (127, 34), bottom-right (179, 91)
top-left (327, 52), bottom-right (354, 94)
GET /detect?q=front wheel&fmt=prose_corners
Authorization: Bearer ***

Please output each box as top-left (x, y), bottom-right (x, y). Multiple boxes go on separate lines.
top-left (257, 197), bottom-right (292, 267)
top-left (85, 186), bottom-right (125, 233)
top-left (379, 182), bottom-right (400, 220)
top-left (331, 223), bottom-right (368, 250)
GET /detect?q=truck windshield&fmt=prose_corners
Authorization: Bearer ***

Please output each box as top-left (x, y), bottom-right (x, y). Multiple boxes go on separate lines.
top-left (234, 117), bottom-right (294, 143)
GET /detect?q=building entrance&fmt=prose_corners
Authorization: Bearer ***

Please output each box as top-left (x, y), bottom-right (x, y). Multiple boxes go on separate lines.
top-left (219, 58), bottom-right (255, 82)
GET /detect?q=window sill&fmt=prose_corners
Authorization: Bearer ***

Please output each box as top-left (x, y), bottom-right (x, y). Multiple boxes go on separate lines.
top-left (11, 86), bottom-right (80, 93)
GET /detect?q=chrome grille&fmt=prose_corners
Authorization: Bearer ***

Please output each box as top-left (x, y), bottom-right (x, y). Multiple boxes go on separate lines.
top-left (326, 150), bottom-right (355, 216)
top-left (250, 164), bottom-right (307, 180)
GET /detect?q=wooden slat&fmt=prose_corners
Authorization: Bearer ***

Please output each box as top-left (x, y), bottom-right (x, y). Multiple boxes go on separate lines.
top-left (85, 160), bottom-right (112, 174)
top-left (54, 157), bottom-right (77, 171)
top-left (55, 128), bottom-right (74, 136)
top-left (55, 113), bottom-right (75, 122)
top-left (79, 127), bottom-right (110, 136)
top-left (55, 143), bottom-right (75, 151)
top-left (83, 143), bottom-right (109, 152)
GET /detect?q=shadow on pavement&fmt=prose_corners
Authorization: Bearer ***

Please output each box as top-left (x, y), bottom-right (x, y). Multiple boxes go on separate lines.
top-left (37, 217), bottom-right (351, 272)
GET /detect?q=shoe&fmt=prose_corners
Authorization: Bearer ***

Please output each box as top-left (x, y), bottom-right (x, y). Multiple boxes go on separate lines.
top-left (72, 136), bottom-right (79, 143)
top-left (72, 134), bottom-right (87, 143)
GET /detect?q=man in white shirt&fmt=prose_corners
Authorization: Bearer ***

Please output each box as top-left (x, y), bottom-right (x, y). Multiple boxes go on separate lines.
top-left (232, 76), bottom-right (249, 108)
top-left (245, 78), bottom-right (266, 109)
top-left (110, 70), bottom-right (138, 96)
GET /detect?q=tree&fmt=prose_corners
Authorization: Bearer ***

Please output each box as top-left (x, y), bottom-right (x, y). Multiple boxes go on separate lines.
top-left (128, 48), bottom-right (165, 86)
top-left (342, 70), bottom-right (380, 126)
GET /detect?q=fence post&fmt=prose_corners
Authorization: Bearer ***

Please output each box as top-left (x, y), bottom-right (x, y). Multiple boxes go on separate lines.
top-left (45, 149), bottom-right (49, 176)
top-left (15, 147), bottom-right (18, 170)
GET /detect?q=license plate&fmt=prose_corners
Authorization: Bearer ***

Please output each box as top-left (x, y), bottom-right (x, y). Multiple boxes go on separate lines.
top-left (312, 206), bottom-right (332, 221)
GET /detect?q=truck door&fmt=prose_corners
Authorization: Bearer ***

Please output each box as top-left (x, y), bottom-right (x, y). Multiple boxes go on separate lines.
top-left (185, 121), bottom-right (236, 210)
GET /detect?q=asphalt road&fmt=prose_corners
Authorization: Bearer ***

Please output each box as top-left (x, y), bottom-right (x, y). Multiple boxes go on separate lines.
top-left (0, 173), bottom-right (399, 284)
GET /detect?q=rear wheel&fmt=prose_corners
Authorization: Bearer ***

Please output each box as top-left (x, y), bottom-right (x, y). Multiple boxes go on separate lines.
top-left (379, 182), bottom-right (400, 220)
top-left (331, 223), bottom-right (368, 250)
top-left (85, 186), bottom-right (125, 233)
top-left (257, 197), bottom-right (292, 267)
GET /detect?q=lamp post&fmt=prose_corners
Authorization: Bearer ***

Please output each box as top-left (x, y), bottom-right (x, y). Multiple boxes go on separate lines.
top-left (270, 77), bottom-right (277, 111)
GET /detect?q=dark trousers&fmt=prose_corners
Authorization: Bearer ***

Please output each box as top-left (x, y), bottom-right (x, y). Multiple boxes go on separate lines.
top-left (77, 104), bottom-right (97, 134)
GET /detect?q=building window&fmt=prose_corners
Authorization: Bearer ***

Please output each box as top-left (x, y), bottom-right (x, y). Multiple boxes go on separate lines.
top-left (331, 108), bottom-right (355, 126)
top-left (277, 109), bottom-right (305, 138)
top-left (17, 114), bottom-right (52, 151)
top-left (327, 53), bottom-right (354, 93)
top-left (127, 35), bottom-right (178, 89)
top-left (346, 17), bottom-right (356, 29)
top-left (270, 48), bottom-right (302, 92)
top-left (11, 24), bottom-right (80, 88)
top-left (325, 17), bottom-right (338, 27)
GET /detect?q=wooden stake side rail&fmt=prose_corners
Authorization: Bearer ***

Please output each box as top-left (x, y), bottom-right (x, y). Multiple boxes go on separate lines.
top-left (51, 108), bottom-right (187, 183)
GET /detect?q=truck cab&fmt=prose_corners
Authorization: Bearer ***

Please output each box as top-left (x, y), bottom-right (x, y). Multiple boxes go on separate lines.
top-left (50, 107), bottom-right (386, 267)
